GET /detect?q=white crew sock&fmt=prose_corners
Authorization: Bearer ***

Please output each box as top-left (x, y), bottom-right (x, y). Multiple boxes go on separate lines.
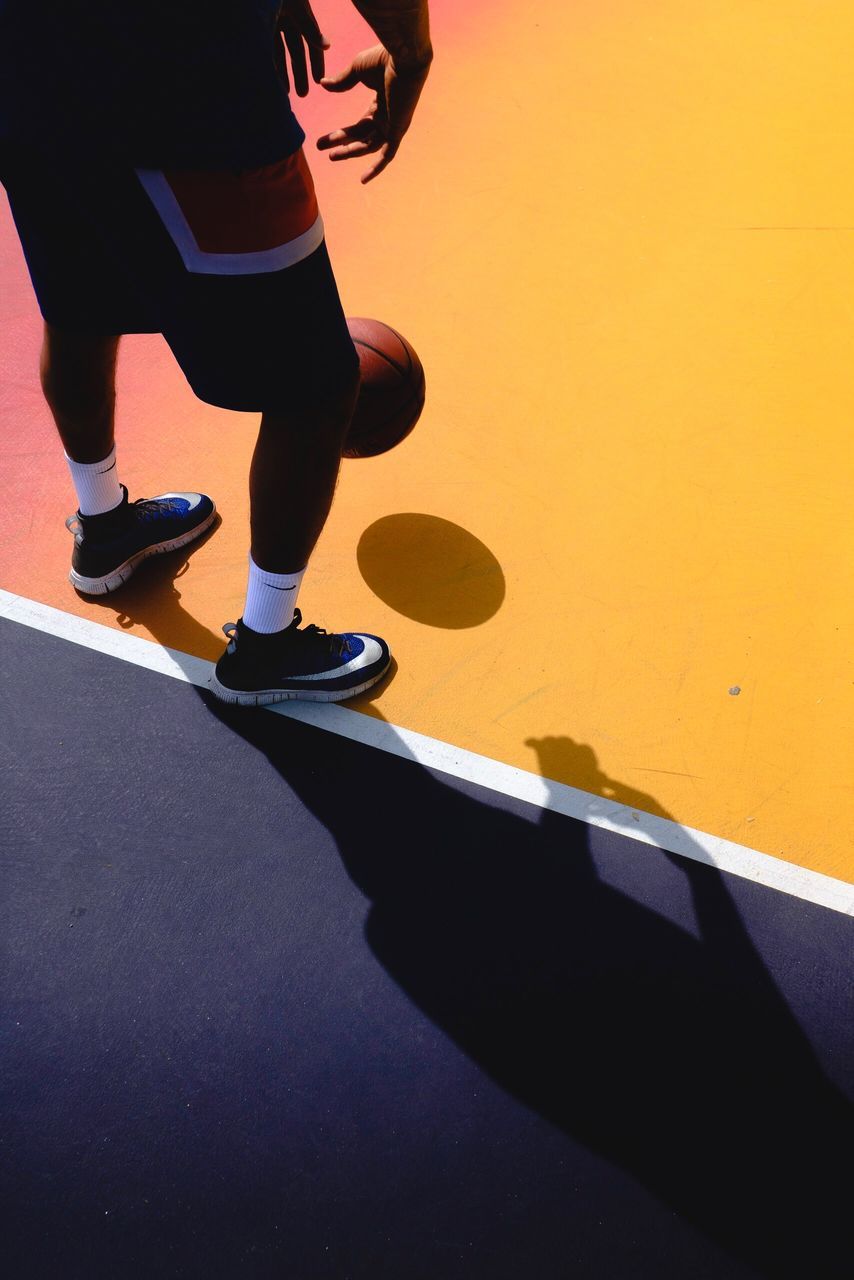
top-left (242, 554), bottom-right (306, 634)
top-left (64, 444), bottom-right (124, 516)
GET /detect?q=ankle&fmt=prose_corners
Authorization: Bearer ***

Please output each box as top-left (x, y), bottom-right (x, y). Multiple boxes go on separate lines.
top-left (242, 556), bottom-right (306, 634)
top-left (65, 444), bottom-right (124, 515)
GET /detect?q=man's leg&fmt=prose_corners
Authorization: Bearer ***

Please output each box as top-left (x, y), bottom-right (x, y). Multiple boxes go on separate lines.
top-left (42, 319), bottom-right (216, 592)
top-left (40, 321), bottom-right (127, 518)
top-left (249, 374), bottom-right (360, 573)
top-left (39, 322), bottom-right (119, 464)
top-left (240, 371), bottom-right (361, 635)
top-left (211, 359), bottom-right (390, 703)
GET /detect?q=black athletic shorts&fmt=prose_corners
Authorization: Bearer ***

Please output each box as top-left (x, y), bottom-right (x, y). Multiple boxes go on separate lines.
top-left (0, 140), bottom-right (360, 412)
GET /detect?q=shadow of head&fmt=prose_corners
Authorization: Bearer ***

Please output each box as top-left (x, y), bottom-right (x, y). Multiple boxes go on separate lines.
top-left (525, 734), bottom-right (672, 822)
top-left (357, 514), bottom-right (505, 628)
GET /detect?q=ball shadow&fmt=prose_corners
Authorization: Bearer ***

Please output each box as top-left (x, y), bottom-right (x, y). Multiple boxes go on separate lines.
top-left (357, 514), bottom-right (505, 629)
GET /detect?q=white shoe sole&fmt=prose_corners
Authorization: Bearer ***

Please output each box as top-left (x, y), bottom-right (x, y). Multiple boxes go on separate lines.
top-left (207, 657), bottom-right (391, 706)
top-left (69, 506), bottom-right (217, 595)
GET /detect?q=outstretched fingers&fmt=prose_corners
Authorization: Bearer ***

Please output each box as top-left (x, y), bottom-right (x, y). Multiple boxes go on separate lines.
top-left (316, 116), bottom-right (379, 157)
top-left (315, 120), bottom-right (398, 182)
top-left (360, 141), bottom-right (399, 184)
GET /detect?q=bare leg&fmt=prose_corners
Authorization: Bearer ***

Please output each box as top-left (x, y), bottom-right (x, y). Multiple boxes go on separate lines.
top-left (40, 317), bottom-right (360, 583)
top-left (39, 322), bottom-right (120, 463)
top-left (249, 373), bottom-right (361, 574)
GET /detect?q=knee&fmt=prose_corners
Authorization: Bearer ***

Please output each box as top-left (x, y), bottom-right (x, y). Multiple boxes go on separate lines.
top-left (40, 327), bottom-right (118, 416)
top-left (313, 363), bottom-right (362, 422)
top-left (260, 365), bottom-right (361, 438)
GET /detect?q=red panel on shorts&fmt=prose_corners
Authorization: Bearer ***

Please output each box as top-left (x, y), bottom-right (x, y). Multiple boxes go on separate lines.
top-left (161, 148), bottom-right (319, 254)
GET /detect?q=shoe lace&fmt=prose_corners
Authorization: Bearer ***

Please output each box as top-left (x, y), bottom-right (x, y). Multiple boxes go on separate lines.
top-left (292, 608), bottom-right (353, 658)
top-left (221, 609), bottom-right (352, 657)
top-left (65, 489), bottom-right (171, 536)
top-left (131, 496), bottom-right (183, 522)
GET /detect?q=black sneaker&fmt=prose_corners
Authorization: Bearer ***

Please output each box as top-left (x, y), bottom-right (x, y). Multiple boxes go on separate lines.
top-left (65, 484), bottom-right (216, 594)
top-left (208, 609), bottom-right (391, 706)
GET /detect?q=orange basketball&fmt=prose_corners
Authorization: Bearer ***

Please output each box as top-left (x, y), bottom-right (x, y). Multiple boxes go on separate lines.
top-left (343, 318), bottom-right (426, 458)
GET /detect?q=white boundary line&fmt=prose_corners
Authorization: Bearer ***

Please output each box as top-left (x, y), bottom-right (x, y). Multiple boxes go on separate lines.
top-left (2, 587), bottom-right (852, 919)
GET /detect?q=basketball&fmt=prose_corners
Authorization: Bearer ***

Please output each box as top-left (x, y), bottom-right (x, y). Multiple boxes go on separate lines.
top-left (343, 318), bottom-right (426, 458)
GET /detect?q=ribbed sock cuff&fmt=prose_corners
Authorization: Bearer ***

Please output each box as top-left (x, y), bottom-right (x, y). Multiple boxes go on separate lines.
top-left (242, 555), bottom-right (306, 634)
top-left (65, 444), bottom-right (124, 516)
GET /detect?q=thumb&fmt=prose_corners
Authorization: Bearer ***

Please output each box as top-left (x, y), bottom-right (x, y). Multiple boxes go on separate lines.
top-left (319, 63), bottom-right (361, 92)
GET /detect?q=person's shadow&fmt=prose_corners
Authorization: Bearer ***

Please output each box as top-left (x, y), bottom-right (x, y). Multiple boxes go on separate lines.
top-left (78, 526), bottom-right (852, 1277)
top-left (200, 693), bottom-right (851, 1279)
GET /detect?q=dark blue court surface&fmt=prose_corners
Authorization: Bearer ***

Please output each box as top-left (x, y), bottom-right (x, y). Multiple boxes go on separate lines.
top-left (3, 618), bottom-right (853, 1280)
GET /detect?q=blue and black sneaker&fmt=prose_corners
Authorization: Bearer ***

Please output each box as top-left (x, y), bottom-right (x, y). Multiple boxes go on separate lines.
top-left (208, 609), bottom-right (391, 706)
top-left (65, 484), bottom-right (216, 594)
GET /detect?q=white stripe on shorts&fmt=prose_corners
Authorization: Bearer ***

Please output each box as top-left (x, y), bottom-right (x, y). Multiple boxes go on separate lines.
top-left (134, 168), bottom-right (325, 275)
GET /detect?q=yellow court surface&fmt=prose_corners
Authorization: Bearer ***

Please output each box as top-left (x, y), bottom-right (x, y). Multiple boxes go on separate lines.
top-left (1, 1), bottom-right (852, 880)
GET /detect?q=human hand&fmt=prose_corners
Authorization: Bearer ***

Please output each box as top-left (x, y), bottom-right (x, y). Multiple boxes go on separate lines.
top-left (316, 44), bottom-right (432, 184)
top-left (276, 0), bottom-right (330, 98)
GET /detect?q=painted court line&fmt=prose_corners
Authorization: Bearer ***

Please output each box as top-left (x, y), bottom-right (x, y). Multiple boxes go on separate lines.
top-left (2, 587), bottom-right (852, 919)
